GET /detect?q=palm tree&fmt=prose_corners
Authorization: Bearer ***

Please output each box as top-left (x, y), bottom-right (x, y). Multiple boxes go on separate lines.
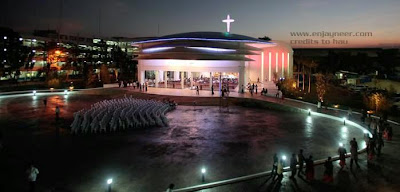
top-left (304, 60), bottom-right (318, 93)
top-left (295, 56), bottom-right (318, 93)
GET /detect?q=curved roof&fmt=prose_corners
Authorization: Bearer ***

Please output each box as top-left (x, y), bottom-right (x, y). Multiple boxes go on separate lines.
top-left (132, 31), bottom-right (271, 44)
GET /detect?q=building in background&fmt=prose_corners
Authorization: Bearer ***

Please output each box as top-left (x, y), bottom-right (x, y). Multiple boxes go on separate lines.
top-left (134, 32), bottom-right (293, 92)
top-left (1, 28), bottom-right (139, 81)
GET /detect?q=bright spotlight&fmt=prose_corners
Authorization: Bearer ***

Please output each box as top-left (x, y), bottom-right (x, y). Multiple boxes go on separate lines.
top-left (107, 178), bottom-right (113, 185)
top-left (282, 155), bottom-right (287, 161)
top-left (64, 90), bottom-right (68, 95)
top-left (33, 90), bottom-right (36, 96)
top-left (201, 168), bottom-right (206, 174)
top-left (339, 142), bottom-right (343, 147)
top-left (342, 126), bottom-right (348, 133)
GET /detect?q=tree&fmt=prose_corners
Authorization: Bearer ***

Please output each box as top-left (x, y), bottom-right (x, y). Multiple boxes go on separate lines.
top-left (83, 64), bottom-right (96, 87)
top-left (280, 78), bottom-right (297, 96)
top-left (315, 73), bottom-right (330, 102)
top-left (111, 46), bottom-right (136, 81)
top-left (364, 92), bottom-right (391, 114)
top-left (305, 60), bottom-right (318, 93)
top-left (100, 64), bottom-right (111, 84)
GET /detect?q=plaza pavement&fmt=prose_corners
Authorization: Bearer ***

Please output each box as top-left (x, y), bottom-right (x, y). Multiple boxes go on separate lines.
top-left (0, 87), bottom-right (399, 192)
top-left (127, 87), bottom-right (400, 192)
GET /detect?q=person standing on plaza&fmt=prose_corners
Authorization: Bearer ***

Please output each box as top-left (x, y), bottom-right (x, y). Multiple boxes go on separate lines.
top-left (55, 106), bottom-right (60, 121)
top-left (255, 84), bottom-right (258, 94)
top-left (241, 85), bottom-right (244, 93)
top-left (166, 183), bottom-right (174, 192)
top-left (145, 83), bottom-right (148, 92)
top-left (338, 143), bottom-right (347, 171)
top-left (361, 109), bottom-right (367, 123)
top-left (377, 136), bottom-right (384, 157)
top-left (347, 108), bottom-right (352, 119)
top-left (387, 125), bottom-right (393, 141)
top-left (305, 155), bottom-right (314, 181)
top-left (271, 153), bottom-right (278, 179)
top-left (350, 138), bottom-right (360, 169)
top-left (196, 86), bottom-right (200, 95)
top-left (276, 158), bottom-right (284, 182)
top-left (290, 153), bottom-right (297, 179)
top-left (297, 149), bottom-right (305, 176)
top-left (211, 85), bottom-right (214, 95)
top-left (323, 157), bottom-right (333, 183)
top-left (43, 98), bottom-right (47, 107)
top-left (367, 138), bottom-right (376, 161)
top-left (26, 164), bottom-right (39, 192)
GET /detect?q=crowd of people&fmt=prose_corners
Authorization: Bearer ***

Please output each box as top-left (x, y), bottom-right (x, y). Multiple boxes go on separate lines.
top-left (364, 116), bottom-right (392, 162)
top-left (70, 96), bottom-right (175, 134)
top-left (269, 125), bottom-right (392, 186)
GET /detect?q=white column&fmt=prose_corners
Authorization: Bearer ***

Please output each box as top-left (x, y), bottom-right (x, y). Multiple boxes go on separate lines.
top-left (155, 70), bottom-right (159, 88)
top-left (140, 70), bottom-right (145, 84)
top-left (181, 72), bottom-right (184, 89)
top-left (268, 52), bottom-right (272, 81)
top-left (187, 71), bottom-right (193, 88)
top-left (261, 52), bottom-right (264, 82)
top-left (209, 72), bottom-right (213, 90)
top-left (275, 52), bottom-right (278, 73)
top-left (174, 71), bottom-right (180, 81)
top-left (238, 63), bottom-right (245, 93)
top-left (282, 52), bottom-right (285, 77)
top-left (218, 73), bottom-right (222, 95)
top-left (159, 70), bottom-right (164, 82)
top-left (164, 71), bottom-right (168, 88)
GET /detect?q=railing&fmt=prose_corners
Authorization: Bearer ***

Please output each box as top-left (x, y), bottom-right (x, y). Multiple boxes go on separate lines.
top-left (172, 151), bottom-right (362, 192)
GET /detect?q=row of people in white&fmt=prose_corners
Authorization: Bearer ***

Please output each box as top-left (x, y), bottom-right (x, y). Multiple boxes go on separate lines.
top-left (70, 96), bottom-right (174, 134)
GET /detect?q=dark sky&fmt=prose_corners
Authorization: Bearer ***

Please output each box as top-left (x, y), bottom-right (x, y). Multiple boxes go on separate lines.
top-left (2, 0), bottom-right (400, 48)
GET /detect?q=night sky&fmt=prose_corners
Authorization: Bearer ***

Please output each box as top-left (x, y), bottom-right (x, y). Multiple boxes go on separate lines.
top-left (2, 0), bottom-right (400, 48)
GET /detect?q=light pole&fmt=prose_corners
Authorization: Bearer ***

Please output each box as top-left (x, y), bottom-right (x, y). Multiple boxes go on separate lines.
top-left (107, 178), bottom-right (113, 192)
top-left (308, 109), bottom-right (311, 116)
top-left (201, 167), bottom-right (206, 182)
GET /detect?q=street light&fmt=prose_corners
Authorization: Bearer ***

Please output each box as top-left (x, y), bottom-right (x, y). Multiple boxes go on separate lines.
top-left (201, 167), bottom-right (206, 182)
top-left (33, 90), bottom-right (36, 96)
top-left (282, 155), bottom-right (287, 161)
top-left (107, 178), bottom-right (113, 192)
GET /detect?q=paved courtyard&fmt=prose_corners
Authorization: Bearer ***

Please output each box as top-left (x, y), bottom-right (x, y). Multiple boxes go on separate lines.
top-left (0, 88), bottom-right (398, 192)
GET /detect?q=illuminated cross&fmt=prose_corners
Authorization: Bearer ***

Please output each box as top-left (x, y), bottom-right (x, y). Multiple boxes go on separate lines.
top-left (222, 14), bottom-right (234, 33)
